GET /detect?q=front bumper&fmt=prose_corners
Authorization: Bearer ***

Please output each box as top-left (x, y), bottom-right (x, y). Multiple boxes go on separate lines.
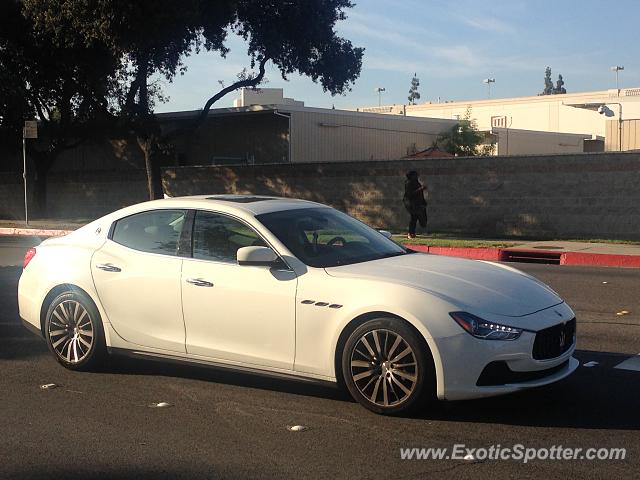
top-left (434, 306), bottom-right (578, 401)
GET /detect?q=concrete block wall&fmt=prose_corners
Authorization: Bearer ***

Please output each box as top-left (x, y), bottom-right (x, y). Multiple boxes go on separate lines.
top-left (163, 152), bottom-right (640, 240)
top-left (0, 170), bottom-right (148, 220)
top-left (0, 152), bottom-right (638, 240)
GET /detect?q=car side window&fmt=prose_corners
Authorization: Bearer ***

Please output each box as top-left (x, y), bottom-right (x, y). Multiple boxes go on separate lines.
top-left (112, 210), bottom-right (186, 256)
top-left (193, 211), bottom-right (266, 263)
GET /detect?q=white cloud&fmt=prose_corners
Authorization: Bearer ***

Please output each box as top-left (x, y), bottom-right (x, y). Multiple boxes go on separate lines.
top-left (463, 16), bottom-right (517, 34)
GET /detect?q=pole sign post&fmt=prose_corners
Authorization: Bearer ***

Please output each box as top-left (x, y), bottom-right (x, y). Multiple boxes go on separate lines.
top-left (23, 121), bottom-right (38, 139)
top-left (22, 121), bottom-right (37, 226)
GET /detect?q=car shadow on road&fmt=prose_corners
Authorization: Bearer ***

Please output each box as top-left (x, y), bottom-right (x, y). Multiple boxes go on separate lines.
top-left (419, 349), bottom-right (640, 430)
top-left (106, 354), bottom-right (349, 403)
top-left (0, 266), bottom-right (49, 361)
top-left (107, 349), bottom-right (640, 431)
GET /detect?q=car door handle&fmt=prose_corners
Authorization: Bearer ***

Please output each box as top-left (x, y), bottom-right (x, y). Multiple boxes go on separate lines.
top-left (186, 278), bottom-right (214, 287)
top-left (95, 263), bottom-right (121, 272)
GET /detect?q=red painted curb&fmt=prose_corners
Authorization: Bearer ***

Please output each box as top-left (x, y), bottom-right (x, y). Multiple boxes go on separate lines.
top-left (406, 244), bottom-right (502, 261)
top-left (0, 227), bottom-right (73, 237)
top-left (561, 251), bottom-right (640, 268)
top-left (406, 244), bottom-right (640, 269)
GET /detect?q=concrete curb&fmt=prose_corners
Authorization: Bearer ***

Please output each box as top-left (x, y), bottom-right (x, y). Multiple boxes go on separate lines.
top-left (0, 227), bottom-right (74, 237)
top-left (406, 244), bottom-right (640, 269)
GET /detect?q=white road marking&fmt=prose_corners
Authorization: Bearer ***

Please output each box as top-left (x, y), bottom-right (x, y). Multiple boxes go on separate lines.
top-left (614, 354), bottom-right (640, 372)
top-left (582, 361), bottom-right (599, 367)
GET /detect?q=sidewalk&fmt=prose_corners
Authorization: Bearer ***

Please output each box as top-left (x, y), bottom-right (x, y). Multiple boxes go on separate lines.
top-left (2, 219), bottom-right (640, 268)
top-left (0, 219), bottom-right (85, 237)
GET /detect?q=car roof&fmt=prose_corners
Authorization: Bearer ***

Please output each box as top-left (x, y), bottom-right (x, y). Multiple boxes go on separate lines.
top-left (141, 194), bottom-right (327, 216)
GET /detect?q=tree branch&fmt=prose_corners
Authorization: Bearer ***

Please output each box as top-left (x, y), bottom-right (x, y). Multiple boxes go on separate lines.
top-left (197, 57), bottom-right (270, 127)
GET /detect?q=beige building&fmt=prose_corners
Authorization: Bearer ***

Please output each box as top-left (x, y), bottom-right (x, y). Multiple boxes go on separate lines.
top-left (358, 87), bottom-right (640, 153)
top-left (170, 87), bottom-right (458, 165)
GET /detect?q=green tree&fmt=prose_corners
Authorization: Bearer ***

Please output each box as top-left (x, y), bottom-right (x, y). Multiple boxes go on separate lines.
top-left (541, 66), bottom-right (554, 95)
top-left (435, 107), bottom-right (494, 156)
top-left (554, 74), bottom-right (566, 94)
top-left (408, 73), bottom-right (421, 105)
top-left (30, 0), bottom-right (364, 200)
top-left (1, 0), bottom-right (117, 215)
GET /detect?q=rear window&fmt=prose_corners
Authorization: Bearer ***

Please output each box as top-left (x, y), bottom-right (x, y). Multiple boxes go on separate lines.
top-left (112, 210), bottom-right (186, 256)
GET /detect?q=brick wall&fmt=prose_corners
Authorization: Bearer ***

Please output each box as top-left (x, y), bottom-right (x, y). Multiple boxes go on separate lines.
top-left (163, 152), bottom-right (640, 239)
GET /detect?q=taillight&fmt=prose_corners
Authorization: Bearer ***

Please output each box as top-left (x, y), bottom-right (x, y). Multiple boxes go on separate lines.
top-left (23, 247), bottom-right (36, 269)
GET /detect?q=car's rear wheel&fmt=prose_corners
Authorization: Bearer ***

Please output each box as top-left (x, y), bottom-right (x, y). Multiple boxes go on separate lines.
top-left (44, 291), bottom-right (106, 370)
top-left (342, 318), bottom-right (434, 415)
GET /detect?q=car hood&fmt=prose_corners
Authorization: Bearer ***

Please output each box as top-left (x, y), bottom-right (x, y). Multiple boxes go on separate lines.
top-left (325, 253), bottom-right (562, 317)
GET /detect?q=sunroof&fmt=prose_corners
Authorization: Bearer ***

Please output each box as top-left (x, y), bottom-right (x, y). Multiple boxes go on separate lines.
top-left (206, 196), bottom-right (278, 203)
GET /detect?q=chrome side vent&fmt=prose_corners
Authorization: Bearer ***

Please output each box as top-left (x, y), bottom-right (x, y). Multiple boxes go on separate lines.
top-left (300, 300), bottom-right (344, 309)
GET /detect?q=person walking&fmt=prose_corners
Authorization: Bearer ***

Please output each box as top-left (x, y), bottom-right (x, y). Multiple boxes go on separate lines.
top-left (402, 170), bottom-right (427, 239)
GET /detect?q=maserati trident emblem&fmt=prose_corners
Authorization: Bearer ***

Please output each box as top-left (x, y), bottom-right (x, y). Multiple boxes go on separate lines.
top-left (559, 331), bottom-right (566, 349)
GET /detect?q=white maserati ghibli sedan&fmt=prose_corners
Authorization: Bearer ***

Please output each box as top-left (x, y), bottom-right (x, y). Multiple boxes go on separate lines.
top-left (19, 195), bottom-right (578, 414)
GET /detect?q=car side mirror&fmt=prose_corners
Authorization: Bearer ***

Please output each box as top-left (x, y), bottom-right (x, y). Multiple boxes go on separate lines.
top-left (378, 230), bottom-right (393, 240)
top-left (237, 246), bottom-right (280, 266)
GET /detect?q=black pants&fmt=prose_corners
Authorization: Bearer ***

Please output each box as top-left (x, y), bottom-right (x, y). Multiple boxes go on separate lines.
top-left (409, 208), bottom-right (427, 235)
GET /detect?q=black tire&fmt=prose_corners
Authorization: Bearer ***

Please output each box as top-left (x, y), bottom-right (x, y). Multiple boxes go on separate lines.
top-left (44, 290), bottom-right (107, 371)
top-left (341, 318), bottom-right (435, 415)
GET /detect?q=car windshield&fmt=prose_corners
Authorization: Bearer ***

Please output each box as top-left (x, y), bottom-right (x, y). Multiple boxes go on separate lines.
top-left (256, 207), bottom-right (407, 268)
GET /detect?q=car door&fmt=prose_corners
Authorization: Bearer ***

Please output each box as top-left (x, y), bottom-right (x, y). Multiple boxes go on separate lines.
top-left (181, 210), bottom-right (297, 370)
top-left (91, 209), bottom-right (187, 352)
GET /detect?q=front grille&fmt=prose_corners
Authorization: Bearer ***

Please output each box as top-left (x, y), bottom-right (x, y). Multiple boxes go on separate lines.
top-left (532, 318), bottom-right (576, 360)
top-left (477, 360), bottom-right (570, 386)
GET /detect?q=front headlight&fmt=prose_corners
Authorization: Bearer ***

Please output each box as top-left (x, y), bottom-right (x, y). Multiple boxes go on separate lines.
top-left (450, 312), bottom-right (522, 340)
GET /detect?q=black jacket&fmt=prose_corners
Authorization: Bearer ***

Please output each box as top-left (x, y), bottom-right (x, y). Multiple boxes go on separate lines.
top-left (403, 178), bottom-right (427, 212)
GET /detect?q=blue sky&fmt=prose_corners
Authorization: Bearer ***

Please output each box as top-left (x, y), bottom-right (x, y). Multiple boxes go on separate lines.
top-left (156, 0), bottom-right (640, 113)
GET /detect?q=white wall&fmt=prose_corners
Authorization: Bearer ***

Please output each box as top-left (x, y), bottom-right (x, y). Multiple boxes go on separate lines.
top-left (358, 88), bottom-right (640, 151)
top-left (281, 107), bottom-right (456, 163)
top-left (492, 128), bottom-right (590, 155)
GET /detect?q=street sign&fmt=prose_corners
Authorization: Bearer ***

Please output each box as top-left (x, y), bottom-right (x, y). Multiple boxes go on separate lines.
top-left (23, 121), bottom-right (38, 139)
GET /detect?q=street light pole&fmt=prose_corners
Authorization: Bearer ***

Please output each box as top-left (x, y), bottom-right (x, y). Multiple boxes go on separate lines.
top-left (610, 66), bottom-right (624, 90)
top-left (615, 103), bottom-right (623, 151)
top-left (375, 87), bottom-right (386, 107)
top-left (483, 78), bottom-right (495, 99)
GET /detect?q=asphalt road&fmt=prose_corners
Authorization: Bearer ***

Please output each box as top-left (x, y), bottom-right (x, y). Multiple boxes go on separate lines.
top-left (1, 236), bottom-right (639, 479)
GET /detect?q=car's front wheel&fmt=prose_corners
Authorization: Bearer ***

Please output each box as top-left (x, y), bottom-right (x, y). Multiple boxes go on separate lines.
top-left (342, 318), bottom-right (434, 415)
top-left (44, 291), bottom-right (106, 370)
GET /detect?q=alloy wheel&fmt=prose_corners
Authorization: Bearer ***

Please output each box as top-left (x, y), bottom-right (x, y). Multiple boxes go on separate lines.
top-left (48, 300), bottom-right (95, 364)
top-left (350, 329), bottom-right (418, 407)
